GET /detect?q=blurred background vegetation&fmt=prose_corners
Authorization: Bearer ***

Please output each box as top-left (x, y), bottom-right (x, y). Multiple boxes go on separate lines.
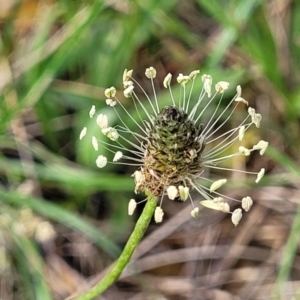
top-left (0, 0), bottom-right (300, 299)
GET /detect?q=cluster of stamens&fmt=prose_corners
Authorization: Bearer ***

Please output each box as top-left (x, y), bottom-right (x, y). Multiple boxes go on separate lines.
top-left (80, 67), bottom-right (268, 226)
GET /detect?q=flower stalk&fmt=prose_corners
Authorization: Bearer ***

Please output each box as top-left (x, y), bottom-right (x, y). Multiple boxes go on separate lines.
top-left (68, 194), bottom-right (157, 300)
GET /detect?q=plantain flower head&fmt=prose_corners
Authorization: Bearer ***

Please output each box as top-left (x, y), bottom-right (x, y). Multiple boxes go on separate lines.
top-left (81, 67), bottom-right (267, 226)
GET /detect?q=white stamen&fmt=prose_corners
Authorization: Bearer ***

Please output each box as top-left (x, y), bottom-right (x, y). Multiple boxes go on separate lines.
top-left (133, 170), bottom-right (143, 183)
top-left (113, 151), bottom-right (123, 162)
top-left (89, 105), bottom-right (96, 118)
top-left (239, 125), bottom-right (245, 141)
top-left (255, 168), bottom-right (265, 183)
top-left (167, 186), bottom-right (178, 200)
top-left (106, 99), bottom-right (117, 107)
top-left (242, 196), bottom-right (253, 212)
top-left (123, 80), bottom-right (133, 88)
top-left (239, 146), bottom-right (250, 156)
top-left (154, 207), bottom-right (164, 223)
top-left (253, 140), bottom-right (268, 155)
top-left (177, 73), bottom-right (190, 85)
top-left (201, 74), bottom-right (212, 98)
top-left (200, 199), bottom-right (218, 210)
top-left (248, 108), bottom-right (262, 128)
top-left (215, 81), bottom-right (229, 93)
top-left (210, 179), bottom-right (227, 193)
top-left (188, 70), bottom-right (200, 80)
top-left (248, 107), bottom-right (255, 117)
top-left (96, 155), bottom-right (107, 168)
top-left (191, 207), bottom-right (199, 219)
top-left (253, 113), bottom-right (262, 128)
top-left (133, 170), bottom-right (145, 194)
top-left (104, 87), bottom-right (116, 98)
top-left (102, 127), bottom-right (119, 141)
top-left (236, 85), bottom-right (242, 97)
top-left (178, 186), bottom-right (189, 201)
top-left (128, 199), bottom-right (137, 215)
top-left (200, 198), bottom-right (230, 213)
top-left (79, 127), bottom-right (87, 140)
top-left (124, 85), bottom-right (134, 98)
top-left (123, 69), bottom-right (133, 82)
top-left (222, 202), bottom-right (230, 213)
top-left (145, 66), bottom-right (157, 79)
top-left (92, 136), bottom-right (98, 151)
top-left (97, 114), bottom-right (108, 129)
top-left (231, 208), bottom-right (242, 226)
top-left (235, 97), bottom-right (248, 105)
top-left (163, 73), bottom-right (172, 88)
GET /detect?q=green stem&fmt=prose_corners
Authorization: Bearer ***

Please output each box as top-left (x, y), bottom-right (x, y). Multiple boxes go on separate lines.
top-left (68, 195), bottom-right (157, 300)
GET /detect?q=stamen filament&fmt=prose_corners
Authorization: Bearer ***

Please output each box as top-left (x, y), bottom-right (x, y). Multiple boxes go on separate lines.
top-left (114, 97), bottom-right (148, 135)
top-left (131, 77), bottom-right (158, 116)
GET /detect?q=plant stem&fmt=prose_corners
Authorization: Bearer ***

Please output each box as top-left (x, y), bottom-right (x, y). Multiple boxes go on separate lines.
top-left (68, 195), bottom-right (157, 300)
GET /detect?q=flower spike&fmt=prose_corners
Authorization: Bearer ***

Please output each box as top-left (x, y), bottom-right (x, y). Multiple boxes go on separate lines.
top-left (81, 67), bottom-right (267, 226)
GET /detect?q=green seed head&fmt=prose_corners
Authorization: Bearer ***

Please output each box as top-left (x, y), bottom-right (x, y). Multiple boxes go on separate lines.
top-left (141, 106), bottom-right (206, 196)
